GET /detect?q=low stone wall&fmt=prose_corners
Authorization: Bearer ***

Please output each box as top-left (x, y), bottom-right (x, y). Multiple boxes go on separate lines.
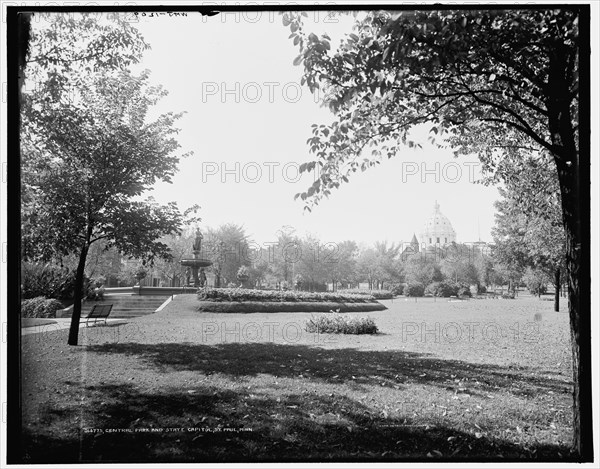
top-left (196, 301), bottom-right (386, 314)
top-left (131, 286), bottom-right (197, 296)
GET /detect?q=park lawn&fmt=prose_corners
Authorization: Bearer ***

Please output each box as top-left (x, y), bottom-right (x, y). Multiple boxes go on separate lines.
top-left (20, 294), bottom-right (573, 463)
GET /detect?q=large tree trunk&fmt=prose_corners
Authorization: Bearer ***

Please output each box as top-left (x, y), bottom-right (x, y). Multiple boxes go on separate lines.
top-left (562, 207), bottom-right (591, 458)
top-left (67, 243), bottom-right (89, 346)
top-left (552, 110), bottom-right (592, 459)
top-left (554, 268), bottom-right (560, 313)
top-left (546, 20), bottom-right (592, 455)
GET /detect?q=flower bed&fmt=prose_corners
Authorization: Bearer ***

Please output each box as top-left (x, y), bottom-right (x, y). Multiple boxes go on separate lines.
top-left (196, 301), bottom-right (386, 313)
top-left (305, 313), bottom-right (379, 334)
top-left (338, 289), bottom-right (394, 300)
top-left (198, 287), bottom-right (378, 303)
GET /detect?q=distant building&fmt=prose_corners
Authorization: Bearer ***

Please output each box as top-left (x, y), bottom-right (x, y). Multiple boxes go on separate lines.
top-left (419, 201), bottom-right (457, 247)
top-left (401, 201), bottom-right (458, 260)
top-left (400, 233), bottom-right (420, 258)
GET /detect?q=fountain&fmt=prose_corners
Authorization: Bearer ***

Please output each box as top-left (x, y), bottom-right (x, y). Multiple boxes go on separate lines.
top-left (180, 227), bottom-right (213, 287)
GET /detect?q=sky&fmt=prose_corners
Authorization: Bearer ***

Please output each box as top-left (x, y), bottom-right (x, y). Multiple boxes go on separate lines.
top-left (121, 11), bottom-right (498, 246)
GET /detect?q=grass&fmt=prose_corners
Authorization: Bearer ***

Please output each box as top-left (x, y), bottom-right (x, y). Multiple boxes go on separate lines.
top-left (20, 294), bottom-right (573, 463)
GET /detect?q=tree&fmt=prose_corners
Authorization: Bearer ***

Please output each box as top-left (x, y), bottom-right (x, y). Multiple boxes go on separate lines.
top-left (268, 226), bottom-right (300, 286)
top-left (204, 223), bottom-right (251, 286)
top-left (471, 245), bottom-right (495, 290)
top-left (440, 243), bottom-right (481, 286)
top-left (249, 258), bottom-right (271, 289)
top-left (295, 234), bottom-right (328, 291)
top-left (523, 267), bottom-right (549, 297)
top-left (117, 259), bottom-right (146, 287)
top-left (284, 8), bottom-right (590, 456)
top-left (489, 261), bottom-right (523, 294)
top-left (22, 16), bottom-right (192, 345)
top-left (403, 256), bottom-right (439, 286)
top-left (491, 154), bottom-right (566, 311)
top-left (328, 240), bottom-right (358, 290)
top-left (373, 241), bottom-right (403, 289)
top-left (356, 248), bottom-right (378, 289)
top-left (83, 241), bottom-right (122, 286)
top-left (151, 231), bottom-right (195, 287)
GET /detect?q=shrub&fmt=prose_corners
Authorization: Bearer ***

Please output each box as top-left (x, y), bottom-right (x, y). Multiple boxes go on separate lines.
top-left (425, 281), bottom-right (456, 297)
top-left (21, 297), bottom-right (64, 318)
top-left (390, 284), bottom-right (404, 296)
top-left (21, 262), bottom-right (94, 300)
top-left (198, 287), bottom-right (378, 303)
top-left (88, 286), bottom-right (105, 301)
top-left (305, 312), bottom-right (378, 334)
top-left (456, 284), bottom-right (472, 297)
top-left (404, 283), bottom-right (425, 297)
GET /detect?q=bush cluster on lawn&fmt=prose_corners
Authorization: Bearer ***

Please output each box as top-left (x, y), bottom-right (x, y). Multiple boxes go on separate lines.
top-left (304, 313), bottom-right (379, 334)
top-left (424, 281), bottom-right (473, 298)
top-left (404, 283), bottom-right (425, 297)
top-left (198, 288), bottom-right (379, 303)
top-left (21, 297), bottom-right (64, 318)
top-left (339, 289), bottom-right (393, 299)
top-left (424, 281), bottom-right (455, 297)
top-left (457, 284), bottom-right (472, 297)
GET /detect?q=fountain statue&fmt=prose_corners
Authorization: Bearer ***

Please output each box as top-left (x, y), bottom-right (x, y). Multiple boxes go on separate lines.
top-left (180, 227), bottom-right (213, 287)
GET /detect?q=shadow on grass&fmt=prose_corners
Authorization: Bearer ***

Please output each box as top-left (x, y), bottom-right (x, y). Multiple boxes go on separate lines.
top-left (85, 341), bottom-right (571, 397)
top-left (21, 382), bottom-right (572, 463)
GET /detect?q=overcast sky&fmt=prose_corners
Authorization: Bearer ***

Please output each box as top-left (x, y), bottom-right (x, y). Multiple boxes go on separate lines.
top-left (77, 10), bottom-right (503, 246)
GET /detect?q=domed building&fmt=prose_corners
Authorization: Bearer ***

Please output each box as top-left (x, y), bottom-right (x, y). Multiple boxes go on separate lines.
top-left (418, 201), bottom-right (457, 247)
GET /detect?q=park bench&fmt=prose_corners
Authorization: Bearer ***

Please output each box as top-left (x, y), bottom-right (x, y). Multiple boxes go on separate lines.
top-left (85, 304), bottom-right (113, 327)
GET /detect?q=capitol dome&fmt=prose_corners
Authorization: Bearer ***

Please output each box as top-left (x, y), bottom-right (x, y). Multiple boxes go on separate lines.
top-left (419, 201), bottom-right (456, 247)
